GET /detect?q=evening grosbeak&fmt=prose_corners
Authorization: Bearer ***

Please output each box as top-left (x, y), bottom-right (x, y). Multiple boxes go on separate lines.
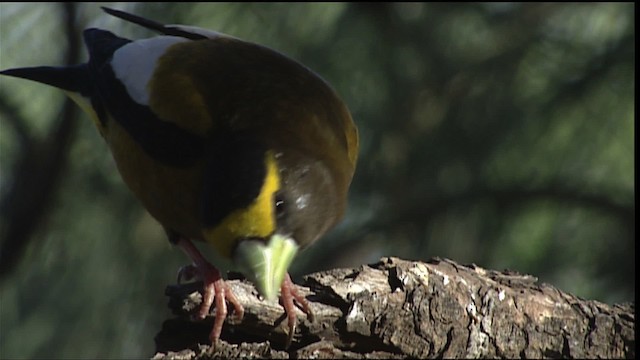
top-left (0, 7), bottom-right (358, 346)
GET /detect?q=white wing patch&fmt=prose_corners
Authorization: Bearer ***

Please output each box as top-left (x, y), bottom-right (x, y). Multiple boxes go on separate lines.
top-left (111, 36), bottom-right (188, 105)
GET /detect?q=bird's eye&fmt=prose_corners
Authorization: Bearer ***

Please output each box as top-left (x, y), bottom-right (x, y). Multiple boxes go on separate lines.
top-left (275, 193), bottom-right (286, 218)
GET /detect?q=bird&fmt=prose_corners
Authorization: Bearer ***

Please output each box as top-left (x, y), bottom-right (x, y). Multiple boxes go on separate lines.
top-left (0, 7), bottom-right (358, 346)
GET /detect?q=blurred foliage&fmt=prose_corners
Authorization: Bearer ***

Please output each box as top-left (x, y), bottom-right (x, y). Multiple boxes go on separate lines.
top-left (0, 2), bottom-right (634, 359)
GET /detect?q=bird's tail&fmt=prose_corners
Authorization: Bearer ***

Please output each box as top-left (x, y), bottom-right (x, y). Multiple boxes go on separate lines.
top-left (0, 25), bottom-right (131, 96)
top-left (0, 64), bottom-right (90, 95)
top-left (0, 27), bottom-right (130, 128)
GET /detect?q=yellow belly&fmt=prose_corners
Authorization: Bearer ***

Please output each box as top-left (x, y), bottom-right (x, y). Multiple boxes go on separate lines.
top-left (105, 117), bottom-right (205, 240)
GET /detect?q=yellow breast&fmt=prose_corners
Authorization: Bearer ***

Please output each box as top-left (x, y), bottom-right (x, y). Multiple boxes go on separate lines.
top-left (104, 116), bottom-right (205, 240)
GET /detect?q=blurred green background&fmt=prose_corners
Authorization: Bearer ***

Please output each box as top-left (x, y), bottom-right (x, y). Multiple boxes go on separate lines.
top-left (0, 2), bottom-right (634, 359)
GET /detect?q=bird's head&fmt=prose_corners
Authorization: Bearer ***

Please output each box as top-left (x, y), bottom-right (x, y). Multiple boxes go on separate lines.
top-left (200, 135), bottom-right (346, 301)
top-left (201, 143), bottom-right (288, 301)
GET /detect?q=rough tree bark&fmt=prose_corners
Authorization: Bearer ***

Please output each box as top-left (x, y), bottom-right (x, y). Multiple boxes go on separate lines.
top-left (152, 257), bottom-right (634, 359)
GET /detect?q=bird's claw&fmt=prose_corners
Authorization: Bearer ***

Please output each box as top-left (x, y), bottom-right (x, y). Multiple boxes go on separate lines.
top-left (176, 239), bottom-right (245, 343)
top-left (280, 273), bottom-right (314, 348)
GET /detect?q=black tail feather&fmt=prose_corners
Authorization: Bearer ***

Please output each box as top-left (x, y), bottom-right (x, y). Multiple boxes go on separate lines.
top-left (82, 28), bottom-right (131, 66)
top-left (0, 65), bottom-right (90, 95)
top-left (1, 8), bottom-right (206, 95)
top-left (101, 7), bottom-right (207, 40)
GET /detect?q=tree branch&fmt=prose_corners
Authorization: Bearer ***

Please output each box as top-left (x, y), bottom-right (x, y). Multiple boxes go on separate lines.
top-left (154, 257), bottom-right (634, 359)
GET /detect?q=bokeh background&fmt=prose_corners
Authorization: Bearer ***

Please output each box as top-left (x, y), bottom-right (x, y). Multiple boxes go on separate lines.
top-left (0, 2), bottom-right (634, 359)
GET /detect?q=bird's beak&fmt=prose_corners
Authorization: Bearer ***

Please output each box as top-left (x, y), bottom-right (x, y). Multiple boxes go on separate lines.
top-left (234, 234), bottom-right (298, 301)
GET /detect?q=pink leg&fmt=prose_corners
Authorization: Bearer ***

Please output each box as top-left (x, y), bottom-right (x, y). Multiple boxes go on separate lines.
top-left (176, 238), bottom-right (244, 343)
top-left (280, 273), bottom-right (314, 347)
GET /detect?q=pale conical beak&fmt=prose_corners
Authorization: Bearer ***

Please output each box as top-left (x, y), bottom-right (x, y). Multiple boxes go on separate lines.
top-left (233, 234), bottom-right (299, 301)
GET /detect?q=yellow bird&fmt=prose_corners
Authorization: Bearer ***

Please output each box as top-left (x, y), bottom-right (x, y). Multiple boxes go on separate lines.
top-left (1, 7), bottom-right (358, 345)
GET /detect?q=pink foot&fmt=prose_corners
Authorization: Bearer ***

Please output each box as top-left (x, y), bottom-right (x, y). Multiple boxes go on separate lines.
top-left (176, 238), bottom-right (244, 343)
top-left (280, 273), bottom-right (314, 347)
